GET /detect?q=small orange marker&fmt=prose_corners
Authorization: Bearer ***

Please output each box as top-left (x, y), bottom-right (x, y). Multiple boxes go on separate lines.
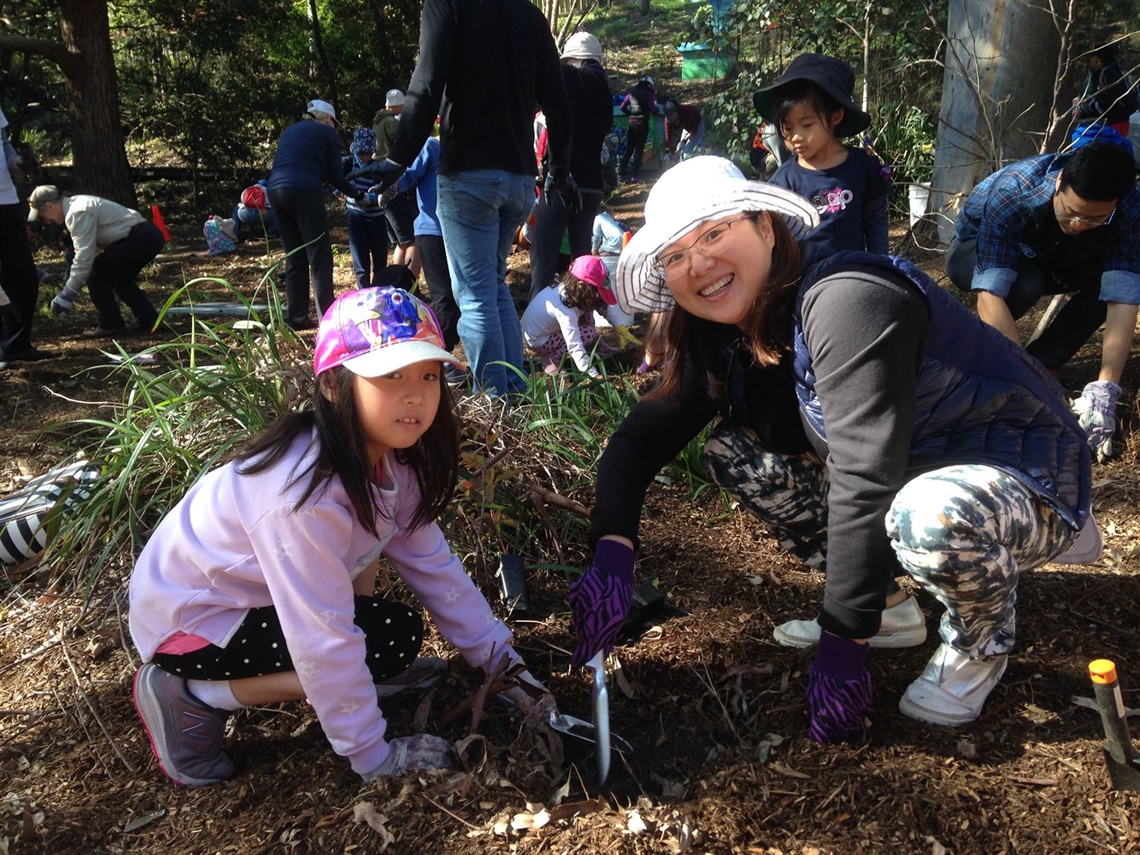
top-left (1088, 658), bottom-right (1140, 790)
top-left (151, 204), bottom-right (172, 241)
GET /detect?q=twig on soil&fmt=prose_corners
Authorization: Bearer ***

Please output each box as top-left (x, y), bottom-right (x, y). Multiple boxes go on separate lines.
top-left (420, 795), bottom-right (480, 830)
top-left (40, 386), bottom-right (118, 407)
top-left (58, 631), bottom-right (137, 773)
top-left (692, 665), bottom-right (741, 744)
top-left (112, 587), bottom-right (138, 669)
top-left (0, 633), bottom-right (64, 676)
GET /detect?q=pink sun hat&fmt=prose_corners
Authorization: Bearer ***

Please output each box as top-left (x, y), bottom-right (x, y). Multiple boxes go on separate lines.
top-left (569, 255), bottom-right (617, 305)
top-left (313, 287), bottom-right (463, 378)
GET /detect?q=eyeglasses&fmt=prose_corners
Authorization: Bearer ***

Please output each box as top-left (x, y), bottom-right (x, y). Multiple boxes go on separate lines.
top-left (657, 216), bottom-right (751, 279)
top-left (1054, 196), bottom-right (1116, 227)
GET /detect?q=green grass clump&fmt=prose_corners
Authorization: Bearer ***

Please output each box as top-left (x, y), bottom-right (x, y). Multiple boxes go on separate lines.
top-left (37, 306), bottom-right (718, 598)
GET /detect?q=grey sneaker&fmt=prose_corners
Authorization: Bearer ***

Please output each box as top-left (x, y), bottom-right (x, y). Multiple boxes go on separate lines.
top-left (773, 596), bottom-right (927, 649)
top-left (376, 656), bottom-right (447, 699)
top-left (898, 643), bottom-right (1008, 726)
top-left (133, 664), bottom-right (234, 786)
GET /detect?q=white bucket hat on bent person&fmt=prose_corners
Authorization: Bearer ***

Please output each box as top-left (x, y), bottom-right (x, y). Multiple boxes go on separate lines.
top-left (562, 32), bottom-right (603, 64)
top-left (615, 156), bottom-right (819, 314)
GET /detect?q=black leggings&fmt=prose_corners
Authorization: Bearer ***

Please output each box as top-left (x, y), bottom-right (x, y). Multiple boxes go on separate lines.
top-left (152, 595), bottom-right (423, 683)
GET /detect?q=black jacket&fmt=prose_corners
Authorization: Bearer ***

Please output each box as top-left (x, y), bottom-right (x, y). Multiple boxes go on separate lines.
top-left (390, 0), bottom-right (572, 177)
top-left (558, 60), bottom-right (613, 191)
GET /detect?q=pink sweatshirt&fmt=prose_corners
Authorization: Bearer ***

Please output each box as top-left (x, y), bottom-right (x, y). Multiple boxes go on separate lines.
top-left (128, 429), bottom-right (513, 777)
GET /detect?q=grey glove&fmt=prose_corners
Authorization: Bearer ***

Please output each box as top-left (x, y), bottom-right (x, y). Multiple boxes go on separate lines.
top-left (51, 284), bottom-right (83, 315)
top-left (7, 154), bottom-right (25, 182)
top-left (544, 165), bottom-right (582, 215)
top-left (362, 734), bottom-right (457, 780)
top-left (1072, 380), bottom-right (1122, 463)
top-left (349, 157), bottom-right (406, 192)
top-left (498, 668), bottom-right (557, 729)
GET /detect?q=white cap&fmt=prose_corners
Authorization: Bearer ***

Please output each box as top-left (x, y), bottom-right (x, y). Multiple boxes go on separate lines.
top-left (385, 89), bottom-right (406, 108)
top-left (306, 99), bottom-right (339, 125)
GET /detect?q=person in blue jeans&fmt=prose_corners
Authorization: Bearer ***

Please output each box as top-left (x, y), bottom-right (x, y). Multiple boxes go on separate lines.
top-left (392, 136), bottom-right (460, 354)
top-left (339, 128), bottom-right (389, 288)
top-left (373, 0), bottom-right (575, 396)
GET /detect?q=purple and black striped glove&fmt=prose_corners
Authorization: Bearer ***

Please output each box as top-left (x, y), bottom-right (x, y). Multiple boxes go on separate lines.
top-left (569, 539), bottom-right (634, 667)
top-left (807, 631), bottom-right (873, 744)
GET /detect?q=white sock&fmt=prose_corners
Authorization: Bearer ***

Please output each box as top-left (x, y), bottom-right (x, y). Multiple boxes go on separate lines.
top-left (186, 679), bottom-right (243, 712)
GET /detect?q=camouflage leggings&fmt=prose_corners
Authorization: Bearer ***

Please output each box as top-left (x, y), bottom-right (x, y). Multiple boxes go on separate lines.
top-left (704, 423), bottom-right (1075, 657)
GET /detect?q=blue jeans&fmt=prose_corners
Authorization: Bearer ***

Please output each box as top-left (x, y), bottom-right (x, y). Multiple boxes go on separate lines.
top-left (347, 211), bottom-right (389, 288)
top-left (436, 170), bottom-right (534, 395)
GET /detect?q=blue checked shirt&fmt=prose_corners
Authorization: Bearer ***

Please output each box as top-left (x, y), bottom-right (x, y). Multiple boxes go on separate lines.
top-left (955, 153), bottom-right (1140, 304)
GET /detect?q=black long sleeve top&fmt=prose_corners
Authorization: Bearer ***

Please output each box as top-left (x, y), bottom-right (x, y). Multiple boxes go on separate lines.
top-left (389, 0), bottom-right (572, 178)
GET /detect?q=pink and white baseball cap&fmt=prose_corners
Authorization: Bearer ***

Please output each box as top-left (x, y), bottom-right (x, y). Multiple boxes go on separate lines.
top-left (313, 287), bottom-right (463, 378)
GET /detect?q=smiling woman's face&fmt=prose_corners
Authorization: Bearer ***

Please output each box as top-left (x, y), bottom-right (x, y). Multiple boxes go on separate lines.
top-left (660, 212), bottom-right (776, 328)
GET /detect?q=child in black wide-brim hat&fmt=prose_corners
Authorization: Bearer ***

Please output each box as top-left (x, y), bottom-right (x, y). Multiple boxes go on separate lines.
top-left (753, 53), bottom-right (891, 264)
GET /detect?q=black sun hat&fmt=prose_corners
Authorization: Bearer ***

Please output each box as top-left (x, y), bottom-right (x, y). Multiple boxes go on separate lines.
top-left (752, 53), bottom-right (871, 138)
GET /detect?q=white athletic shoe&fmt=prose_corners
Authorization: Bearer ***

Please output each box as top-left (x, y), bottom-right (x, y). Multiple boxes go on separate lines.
top-left (898, 643), bottom-right (1008, 726)
top-left (773, 595), bottom-right (927, 649)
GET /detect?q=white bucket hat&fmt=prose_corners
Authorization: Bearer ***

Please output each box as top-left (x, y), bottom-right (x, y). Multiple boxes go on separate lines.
top-left (562, 32), bottom-right (603, 65)
top-left (615, 156), bottom-right (820, 313)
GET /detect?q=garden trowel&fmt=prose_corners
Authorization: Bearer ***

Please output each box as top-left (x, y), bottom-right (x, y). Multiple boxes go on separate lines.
top-left (587, 651), bottom-right (611, 783)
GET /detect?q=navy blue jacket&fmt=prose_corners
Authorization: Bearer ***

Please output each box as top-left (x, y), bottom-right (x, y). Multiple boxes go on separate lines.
top-left (793, 252), bottom-right (1089, 636)
top-left (268, 121), bottom-right (356, 196)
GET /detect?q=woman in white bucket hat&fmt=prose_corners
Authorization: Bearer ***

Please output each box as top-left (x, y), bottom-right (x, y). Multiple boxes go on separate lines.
top-left (569, 156), bottom-right (1093, 744)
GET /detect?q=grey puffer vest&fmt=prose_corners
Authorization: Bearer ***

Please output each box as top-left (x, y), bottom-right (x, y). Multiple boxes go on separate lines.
top-left (792, 251), bottom-right (1090, 529)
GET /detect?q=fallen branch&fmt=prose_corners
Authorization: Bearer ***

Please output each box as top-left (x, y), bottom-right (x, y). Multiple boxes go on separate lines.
top-left (58, 633), bottom-right (136, 773)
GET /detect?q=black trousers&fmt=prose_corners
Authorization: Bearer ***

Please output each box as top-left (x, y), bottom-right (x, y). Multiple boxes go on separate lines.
top-left (620, 120), bottom-right (650, 178)
top-left (151, 595), bottom-right (424, 683)
top-left (88, 220), bottom-right (164, 331)
top-left (527, 188), bottom-right (603, 301)
top-left (946, 236), bottom-right (1106, 370)
top-left (268, 186), bottom-right (335, 327)
top-left (0, 202), bottom-right (42, 353)
top-left (416, 233), bottom-right (460, 351)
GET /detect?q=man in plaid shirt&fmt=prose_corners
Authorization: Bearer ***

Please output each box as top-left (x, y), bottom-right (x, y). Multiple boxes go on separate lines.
top-left (947, 140), bottom-right (1140, 462)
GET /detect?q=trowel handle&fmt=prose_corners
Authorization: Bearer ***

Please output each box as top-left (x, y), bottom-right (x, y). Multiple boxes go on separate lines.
top-left (1089, 659), bottom-right (1137, 766)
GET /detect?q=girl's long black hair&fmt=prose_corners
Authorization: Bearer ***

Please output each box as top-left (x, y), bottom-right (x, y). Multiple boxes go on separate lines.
top-left (231, 367), bottom-right (460, 535)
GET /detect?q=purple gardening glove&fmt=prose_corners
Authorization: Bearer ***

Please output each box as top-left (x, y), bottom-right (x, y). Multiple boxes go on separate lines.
top-left (807, 632), bottom-right (873, 744)
top-left (362, 734), bottom-right (457, 780)
top-left (1072, 380), bottom-right (1122, 464)
top-left (569, 539), bottom-right (634, 667)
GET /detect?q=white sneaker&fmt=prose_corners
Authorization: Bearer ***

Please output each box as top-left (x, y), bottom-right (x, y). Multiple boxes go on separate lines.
top-left (773, 596), bottom-right (927, 649)
top-left (898, 643), bottom-right (1008, 726)
top-left (1052, 509), bottom-right (1103, 565)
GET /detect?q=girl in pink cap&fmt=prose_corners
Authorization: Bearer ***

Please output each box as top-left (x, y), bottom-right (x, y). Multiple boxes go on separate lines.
top-left (129, 286), bottom-right (553, 787)
top-left (522, 254), bottom-right (619, 378)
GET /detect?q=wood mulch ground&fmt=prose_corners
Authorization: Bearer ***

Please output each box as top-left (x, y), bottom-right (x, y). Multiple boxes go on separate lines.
top-left (2, 167), bottom-right (1139, 854)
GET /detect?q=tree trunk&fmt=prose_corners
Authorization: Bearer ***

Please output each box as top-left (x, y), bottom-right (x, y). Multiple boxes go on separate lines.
top-left (930, 0), bottom-right (1060, 244)
top-left (640, 0), bottom-right (650, 16)
top-left (57, 0), bottom-right (135, 206)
